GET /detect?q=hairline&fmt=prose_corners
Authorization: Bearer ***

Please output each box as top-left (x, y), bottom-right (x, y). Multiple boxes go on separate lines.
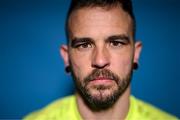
top-left (66, 5), bottom-right (136, 44)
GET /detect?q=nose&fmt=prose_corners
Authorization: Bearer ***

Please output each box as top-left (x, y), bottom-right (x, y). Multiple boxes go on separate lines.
top-left (91, 47), bottom-right (110, 69)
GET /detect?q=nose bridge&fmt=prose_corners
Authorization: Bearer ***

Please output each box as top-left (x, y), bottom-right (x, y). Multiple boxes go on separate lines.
top-left (92, 44), bottom-right (110, 68)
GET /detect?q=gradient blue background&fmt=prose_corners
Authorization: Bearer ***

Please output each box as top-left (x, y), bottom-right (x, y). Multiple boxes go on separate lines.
top-left (0, 0), bottom-right (179, 119)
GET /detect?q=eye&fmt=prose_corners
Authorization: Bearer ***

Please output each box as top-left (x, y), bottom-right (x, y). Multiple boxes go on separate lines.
top-left (109, 40), bottom-right (124, 47)
top-left (76, 42), bottom-right (92, 49)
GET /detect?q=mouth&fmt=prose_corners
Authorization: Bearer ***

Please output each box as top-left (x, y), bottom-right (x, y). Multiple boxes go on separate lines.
top-left (89, 77), bottom-right (114, 84)
top-left (84, 69), bottom-right (119, 87)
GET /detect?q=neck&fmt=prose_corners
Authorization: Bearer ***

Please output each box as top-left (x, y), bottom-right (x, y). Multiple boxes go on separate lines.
top-left (76, 86), bottom-right (131, 120)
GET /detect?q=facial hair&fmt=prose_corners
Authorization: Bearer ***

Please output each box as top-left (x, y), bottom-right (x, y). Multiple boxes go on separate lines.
top-left (71, 68), bottom-right (133, 111)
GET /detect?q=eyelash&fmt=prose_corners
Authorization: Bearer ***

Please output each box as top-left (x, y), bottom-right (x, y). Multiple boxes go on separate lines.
top-left (74, 42), bottom-right (92, 49)
top-left (109, 40), bottom-right (125, 47)
top-left (73, 40), bottom-right (126, 49)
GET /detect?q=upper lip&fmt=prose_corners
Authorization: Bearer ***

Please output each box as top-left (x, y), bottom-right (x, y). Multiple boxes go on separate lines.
top-left (93, 77), bottom-right (113, 81)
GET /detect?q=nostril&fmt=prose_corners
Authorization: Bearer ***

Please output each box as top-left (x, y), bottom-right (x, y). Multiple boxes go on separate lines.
top-left (91, 56), bottom-right (110, 68)
top-left (91, 63), bottom-right (110, 69)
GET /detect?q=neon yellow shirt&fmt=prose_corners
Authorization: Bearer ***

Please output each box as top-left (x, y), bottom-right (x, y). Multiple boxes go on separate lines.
top-left (24, 95), bottom-right (178, 120)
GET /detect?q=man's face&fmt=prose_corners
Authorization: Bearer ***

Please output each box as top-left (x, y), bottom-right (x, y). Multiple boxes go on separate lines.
top-left (61, 6), bottom-right (142, 110)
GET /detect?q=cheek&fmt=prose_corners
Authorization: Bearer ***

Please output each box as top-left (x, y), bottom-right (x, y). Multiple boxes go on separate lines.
top-left (70, 51), bottom-right (92, 80)
top-left (121, 59), bottom-right (133, 72)
top-left (111, 52), bottom-right (133, 76)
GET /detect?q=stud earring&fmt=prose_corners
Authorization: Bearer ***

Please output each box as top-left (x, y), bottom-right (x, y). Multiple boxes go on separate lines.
top-left (133, 63), bottom-right (139, 70)
top-left (65, 66), bottom-right (71, 73)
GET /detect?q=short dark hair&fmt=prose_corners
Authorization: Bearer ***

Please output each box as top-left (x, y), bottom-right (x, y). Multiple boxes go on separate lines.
top-left (65, 0), bottom-right (136, 42)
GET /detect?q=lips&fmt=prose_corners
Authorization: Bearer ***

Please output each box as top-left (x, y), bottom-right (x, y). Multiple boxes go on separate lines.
top-left (83, 69), bottom-right (119, 86)
top-left (93, 77), bottom-right (112, 80)
top-left (89, 77), bottom-right (114, 84)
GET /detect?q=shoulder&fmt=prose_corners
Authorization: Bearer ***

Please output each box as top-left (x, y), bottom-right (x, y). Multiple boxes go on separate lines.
top-left (129, 96), bottom-right (178, 120)
top-left (23, 95), bottom-right (79, 120)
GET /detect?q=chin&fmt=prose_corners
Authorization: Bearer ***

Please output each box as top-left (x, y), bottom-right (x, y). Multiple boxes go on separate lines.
top-left (88, 85), bottom-right (118, 100)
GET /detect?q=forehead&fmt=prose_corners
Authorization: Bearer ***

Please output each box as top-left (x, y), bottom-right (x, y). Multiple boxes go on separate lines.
top-left (68, 6), bottom-right (133, 39)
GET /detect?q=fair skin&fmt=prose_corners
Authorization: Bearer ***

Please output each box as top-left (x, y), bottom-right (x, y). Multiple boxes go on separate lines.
top-left (61, 6), bottom-right (142, 120)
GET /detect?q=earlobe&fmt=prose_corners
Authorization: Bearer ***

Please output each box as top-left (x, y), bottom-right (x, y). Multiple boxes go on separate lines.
top-left (60, 45), bottom-right (69, 66)
top-left (134, 41), bottom-right (142, 64)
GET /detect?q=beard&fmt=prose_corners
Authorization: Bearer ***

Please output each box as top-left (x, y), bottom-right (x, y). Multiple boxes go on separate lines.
top-left (71, 68), bottom-right (133, 111)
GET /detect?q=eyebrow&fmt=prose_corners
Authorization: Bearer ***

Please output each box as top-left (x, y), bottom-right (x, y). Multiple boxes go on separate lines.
top-left (70, 37), bottom-right (94, 47)
top-left (105, 34), bottom-right (130, 43)
top-left (70, 34), bottom-right (131, 47)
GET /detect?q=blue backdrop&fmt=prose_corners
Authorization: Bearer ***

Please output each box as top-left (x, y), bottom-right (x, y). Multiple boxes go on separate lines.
top-left (0, 0), bottom-right (179, 119)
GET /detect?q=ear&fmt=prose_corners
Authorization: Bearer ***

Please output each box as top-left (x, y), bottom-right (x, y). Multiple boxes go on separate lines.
top-left (60, 45), bottom-right (69, 67)
top-left (133, 41), bottom-right (142, 64)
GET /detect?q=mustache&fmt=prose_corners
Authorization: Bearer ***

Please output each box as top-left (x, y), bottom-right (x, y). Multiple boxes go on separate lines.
top-left (84, 69), bottom-right (120, 85)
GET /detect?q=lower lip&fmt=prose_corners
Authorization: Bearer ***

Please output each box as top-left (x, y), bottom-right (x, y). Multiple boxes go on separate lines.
top-left (90, 79), bottom-right (113, 84)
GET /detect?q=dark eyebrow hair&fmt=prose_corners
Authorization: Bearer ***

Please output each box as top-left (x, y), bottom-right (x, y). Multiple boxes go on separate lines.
top-left (70, 34), bottom-right (130, 47)
top-left (70, 37), bottom-right (94, 47)
top-left (106, 34), bottom-right (130, 43)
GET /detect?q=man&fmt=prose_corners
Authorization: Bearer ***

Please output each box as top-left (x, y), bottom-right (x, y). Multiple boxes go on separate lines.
top-left (24, 0), bottom-right (178, 120)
